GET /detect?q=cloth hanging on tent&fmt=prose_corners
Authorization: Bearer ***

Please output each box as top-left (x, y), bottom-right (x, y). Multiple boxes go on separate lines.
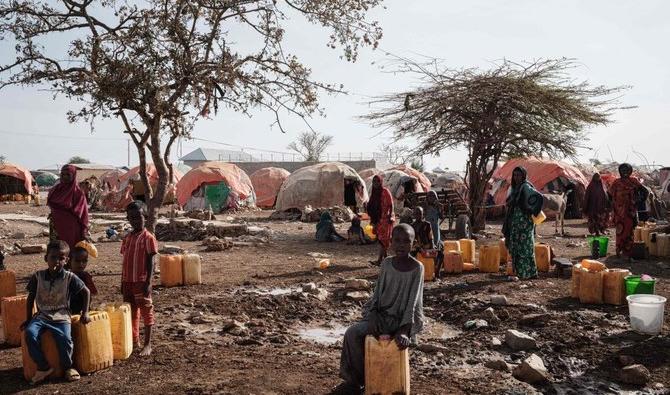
top-left (205, 182), bottom-right (231, 212)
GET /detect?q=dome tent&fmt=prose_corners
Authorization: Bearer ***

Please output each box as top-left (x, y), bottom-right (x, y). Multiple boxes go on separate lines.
top-left (34, 171), bottom-right (58, 187)
top-left (0, 163), bottom-right (33, 198)
top-left (103, 163), bottom-right (182, 211)
top-left (249, 167), bottom-right (290, 209)
top-left (275, 162), bottom-right (368, 211)
top-left (391, 164), bottom-right (431, 192)
top-left (176, 162), bottom-right (255, 212)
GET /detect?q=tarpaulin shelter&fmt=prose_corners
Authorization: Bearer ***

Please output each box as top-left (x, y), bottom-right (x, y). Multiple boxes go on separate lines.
top-left (176, 162), bottom-right (255, 212)
top-left (103, 164), bottom-right (182, 211)
top-left (0, 163), bottom-right (33, 198)
top-left (275, 162), bottom-right (368, 211)
top-left (100, 169), bottom-right (126, 191)
top-left (33, 171), bottom-right (58, 187)
top-left (358, 168), bottom-right (383, 181)
top-left (249, 167), bottom-right (290, 209)
top-left (491, 157), bottom-right (589, 218)
top-left (391, 164), bottom-right (431, 192)
top-left (431, 172), bottom-right (468, 197)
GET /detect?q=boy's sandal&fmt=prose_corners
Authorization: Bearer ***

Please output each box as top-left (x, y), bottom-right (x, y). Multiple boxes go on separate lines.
top-left (65, 369), bottom-right (81, 382)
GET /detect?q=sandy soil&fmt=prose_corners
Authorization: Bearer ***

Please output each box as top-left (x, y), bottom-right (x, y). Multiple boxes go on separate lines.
top-left (0, 202), bottom-right (668, 394)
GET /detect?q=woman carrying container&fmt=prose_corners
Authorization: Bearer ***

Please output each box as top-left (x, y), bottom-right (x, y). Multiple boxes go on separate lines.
top-left (502, 167), bottom-right (542, 280)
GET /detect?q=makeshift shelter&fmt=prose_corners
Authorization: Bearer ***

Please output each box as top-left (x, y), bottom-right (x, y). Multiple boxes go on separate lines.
top-left (0, 163), bottom-right (33, 200)
top-left (491, 157), bottom-right (589, 218)
top-left (176, 162), bottom-right (255, 212)
top-left (33, 171), bottom-right (58, 187)
top-left (391, 164), bottom-right (431, 192)
top-left (103, 164), bottom-right (182, 211)
top-left (431, 172), bottom-right (468, 197)
top-left (249, 167), bottom-right (290, 209)
top-left (275, 162), bottom-right (368, 211)
top-left (358, 168), bottom-right (383, 181)
top-left (100, 169), bottom-right (126, 191)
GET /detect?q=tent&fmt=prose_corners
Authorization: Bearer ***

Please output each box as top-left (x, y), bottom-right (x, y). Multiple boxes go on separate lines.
top-left (0, 163), bottom-right (33, 198)
top-left (431, 172), bottom-right (468, 197)
top-left (275, 162), bottom-right (368, 211)
top-left (249, 167), bottom-right (290, 209)
top-left (102, 164), bottom-right (182, 211)
top-left (176, 162), bottom-right (255, 212)
top-left (100, 169), bottom-right (126, 191)
top-left (491, 157), bottom-right (589, 218)
top-left (33, 171), bottom-right (58, 187)
top-left (391, 164), bottom-right (431, 192)
top-left (358, 168), bottom-right (383, 181)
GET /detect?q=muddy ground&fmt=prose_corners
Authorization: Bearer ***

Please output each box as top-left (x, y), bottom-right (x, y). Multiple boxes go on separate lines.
top-left (0, 202), bottom-right (668, 394)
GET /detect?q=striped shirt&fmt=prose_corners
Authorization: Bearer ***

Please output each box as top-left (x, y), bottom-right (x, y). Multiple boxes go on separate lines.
top-left (121, 229), bottom-right (158, 282)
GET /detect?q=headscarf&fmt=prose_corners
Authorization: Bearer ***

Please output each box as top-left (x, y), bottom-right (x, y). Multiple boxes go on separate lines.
top-left (367, 175), bottom-right (384, 223)
top-left (618, 163), bottom-right (633, 178)
top-left (506, 166), bottom-right (528, 207)
top-left (584, 173), bottom-right (609, 215)
top-left (47, 165), bottom-right (89, 228)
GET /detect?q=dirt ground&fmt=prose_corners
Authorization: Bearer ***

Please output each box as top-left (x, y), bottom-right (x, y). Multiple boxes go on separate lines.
top-left (0, 202), bottom-right (669, 395)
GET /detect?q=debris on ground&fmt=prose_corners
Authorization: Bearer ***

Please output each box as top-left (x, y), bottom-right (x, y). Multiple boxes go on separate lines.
top-left (301, 206), bottom-right (354, 223)
top-left (202, 236), bottom-right (233, 252)
top-left (19, 244), bottom-right (46, 254)
top-left (155, 219), bottom-right (250, 241)
top-left (505, 329), bottom-right (537, 351)
top-left (619, 364), bottom-right (651, 386)
top-left (512, 354), bottom-right (549, 384)
top-left (344, 278), bottom-right (371, 291)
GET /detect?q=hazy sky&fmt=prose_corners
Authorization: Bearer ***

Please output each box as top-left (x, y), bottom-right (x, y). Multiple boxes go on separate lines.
top-left (1, 0), bottom-right (668, 172)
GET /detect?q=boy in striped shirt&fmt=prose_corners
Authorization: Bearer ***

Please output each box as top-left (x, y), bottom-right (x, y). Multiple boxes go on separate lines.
top-left (121, 201), bottom-right (158, 356)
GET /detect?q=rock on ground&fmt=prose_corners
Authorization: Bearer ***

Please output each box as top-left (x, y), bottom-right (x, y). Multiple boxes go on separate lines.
top-left (345, 278), bottom-right (371, 291)
top-left (485, 357), bottom-right (511, 372)
top-left (490, 295), bottom-right (508, 305)
top-left (505, 329), bottom-right (537, 351)
top-left (512, 354), bottom-right (549, 384)
top-left (619, 364), bottom-right (651, 386)
top-left (345, 291), bottom-right (370, 302)
top-left (518, 313), bottom-right (551, 327)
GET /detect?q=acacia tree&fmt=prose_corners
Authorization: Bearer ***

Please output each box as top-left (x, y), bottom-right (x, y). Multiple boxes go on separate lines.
top-left (364, 58), bottom-right (630, 230)
top-left (0, 0), bottom-right (383, 230)
top-left (68, 156), bottom-right (91, 164)
top-left (287, 130), bottom-right (333, 161)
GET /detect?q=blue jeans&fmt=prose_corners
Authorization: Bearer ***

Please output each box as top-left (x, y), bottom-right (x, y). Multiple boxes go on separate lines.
top-left (24, 318), bottom-right (73, 371)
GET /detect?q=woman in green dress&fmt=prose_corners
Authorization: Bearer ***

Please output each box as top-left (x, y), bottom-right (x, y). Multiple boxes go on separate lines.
top-left (502, 167), bottom-right (541, 280)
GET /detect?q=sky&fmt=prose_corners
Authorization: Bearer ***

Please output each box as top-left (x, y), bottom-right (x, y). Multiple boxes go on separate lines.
top-left (1, 0), bottom-right (668, 172)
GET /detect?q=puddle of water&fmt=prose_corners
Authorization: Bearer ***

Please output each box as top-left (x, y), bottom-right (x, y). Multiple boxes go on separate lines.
top-left (421, 318), bottom-right (462, 340)
top-left (297, 325), bottom-right (347, 345)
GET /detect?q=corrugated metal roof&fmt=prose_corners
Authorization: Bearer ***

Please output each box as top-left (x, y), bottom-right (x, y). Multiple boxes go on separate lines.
top-left (180, 148), bottom-right (256, 162)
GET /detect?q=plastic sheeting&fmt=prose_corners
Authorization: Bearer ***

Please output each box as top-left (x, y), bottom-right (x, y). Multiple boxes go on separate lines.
top-left (249, 167), bottom-right (290, 209)
top-left (275, 162), bottom-right (368, 211)
top-left (176, 162), bottom-right (254, 207)
top-left (118, 164), bottom-right (182, 191)
top-left (491, 157), bottom-right (589, 206)
top-left (0, 163), bottom-right (33, 194)
top-left (391, 164), bottom-right (431, 192)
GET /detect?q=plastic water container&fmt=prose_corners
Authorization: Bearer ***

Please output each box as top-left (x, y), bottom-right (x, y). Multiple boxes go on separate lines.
top-left (478, 245), bottom-right (500, 273)
top-left (1, 294), bottom-right (28, 346)
top-left (365, 336), bottom-right (410, 395)
top-left (627, 294), bottom-right (666, 335)
top-left (625, 275), bottom-right (656, 295)
top-left (587, 236), bottom-right (609, 258)
top-left (160, 254), bottom-right (183, 287)
top-left (417, 252), bottom-right (435, 281)
top-left (182, 254), bottom-right (202, 285)
top-left (0, 270), bottom-right (17, 302)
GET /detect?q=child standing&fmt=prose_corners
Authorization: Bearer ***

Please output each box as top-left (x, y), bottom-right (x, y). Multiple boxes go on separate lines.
top-left (69, 247), bottom-right (97, 315)
top-left (22, 240), bottom-right (90, 384)
top-left (121, 201), bottom-right (158, 356)
top-left (337, 224), bottom-right (424, 393)
top-left (411, 207), bottom-right (434, 254)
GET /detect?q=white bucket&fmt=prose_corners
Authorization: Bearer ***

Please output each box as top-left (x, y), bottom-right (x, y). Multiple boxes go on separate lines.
top-left (626, 294), bottom-right (666, 335)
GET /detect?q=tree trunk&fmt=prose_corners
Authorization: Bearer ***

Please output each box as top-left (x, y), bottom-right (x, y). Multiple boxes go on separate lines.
top-left (145, 120), bottom-right (169, 233)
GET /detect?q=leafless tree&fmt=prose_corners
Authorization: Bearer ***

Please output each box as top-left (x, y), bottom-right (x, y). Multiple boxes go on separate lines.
top-left (68, 156), bottom-right (91, 164)
top-left (0, 0), bottom-right (383, 230)
top-left (287, 131), bottom-right (333, 162)
top-left (379, 143), bottom-right (409, 165)
top-left (364, 58), bottom-right (631, 230)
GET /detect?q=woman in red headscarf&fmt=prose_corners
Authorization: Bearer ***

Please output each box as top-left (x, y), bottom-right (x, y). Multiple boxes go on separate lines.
top-left (609, 163), bottom-right (642, 259)
top-left (366, 175), bottom-right (395, 265)
top-left (48, 165), bottom-right (90, 251)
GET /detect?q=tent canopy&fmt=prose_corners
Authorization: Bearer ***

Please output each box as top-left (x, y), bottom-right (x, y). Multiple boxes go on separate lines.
top-left (491, 157), bottom-right (588, 206)
top-left (176, 161), bottom-right (254, 207)
top-left (358, 168), bottom-right (383, 181)
top-left (276, 162), bottom-right (368, 211)
top-left (119, 163), bottom-right (182, 190)
top-left (391, 164), bottom-right (431, 192)
top-left (100, 169), bottom-right (126, 191)
top-left (250, 167), bottom-right (290, 208)
top-left (0, 163), bottom-right (33, 195)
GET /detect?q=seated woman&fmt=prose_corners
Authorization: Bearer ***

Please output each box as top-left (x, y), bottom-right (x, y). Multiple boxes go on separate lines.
top-left (315, 212), bottom-right (345, 242)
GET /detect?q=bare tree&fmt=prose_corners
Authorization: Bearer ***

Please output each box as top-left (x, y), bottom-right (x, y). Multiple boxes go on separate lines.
top-left (287, 131), bottom-right (334, 162)
top-left (364, 58), bottom-right (631, 230)
top-left (379, 143), bottom-right (409, 165)
top-left (1, 0), bottom-right (383, 230)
